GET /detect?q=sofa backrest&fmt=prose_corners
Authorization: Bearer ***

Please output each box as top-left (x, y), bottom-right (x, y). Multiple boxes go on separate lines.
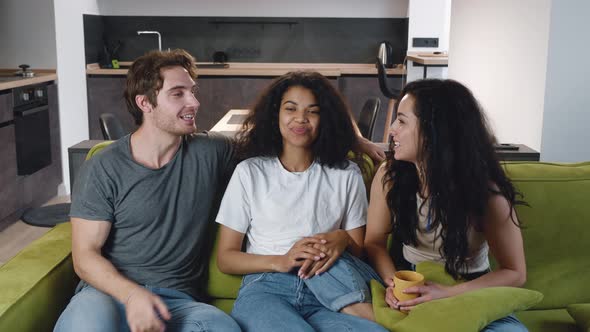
top-left (503, 161), bottom-right (590, 310)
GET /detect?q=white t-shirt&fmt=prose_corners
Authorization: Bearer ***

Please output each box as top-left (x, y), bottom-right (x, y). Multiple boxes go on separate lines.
top-left (216, 156), bottom-right (367, 255)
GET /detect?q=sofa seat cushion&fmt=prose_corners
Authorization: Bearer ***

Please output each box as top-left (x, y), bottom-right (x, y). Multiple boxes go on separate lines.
top-left (516, 309), bottom-right (578, 332)
top-left (503, 162), bottom-right (590, 309)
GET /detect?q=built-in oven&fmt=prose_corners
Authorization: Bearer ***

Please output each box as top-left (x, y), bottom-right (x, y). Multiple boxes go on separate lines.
top-left (13, 83), bottom-right (52, 175)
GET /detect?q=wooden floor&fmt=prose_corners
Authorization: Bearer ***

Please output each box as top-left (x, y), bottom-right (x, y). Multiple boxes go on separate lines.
top-left (0, 195), bottom-right (70, 266)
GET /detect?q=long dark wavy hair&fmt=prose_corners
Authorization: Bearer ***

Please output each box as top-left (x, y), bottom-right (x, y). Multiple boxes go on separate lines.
top-left (235, 71), bottom-right (358, 168)
top-left (384, 79), bottom-right (526, 279)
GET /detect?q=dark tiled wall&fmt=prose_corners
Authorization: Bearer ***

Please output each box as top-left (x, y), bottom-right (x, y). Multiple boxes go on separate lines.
top-left (84, 15), bottom-right (105, 64)
top-left (84, 15), bottom-right (408, 65)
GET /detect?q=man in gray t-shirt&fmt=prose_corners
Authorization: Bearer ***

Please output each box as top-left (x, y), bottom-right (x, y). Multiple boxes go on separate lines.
top-left (54, 50), bottom-right (240, 332)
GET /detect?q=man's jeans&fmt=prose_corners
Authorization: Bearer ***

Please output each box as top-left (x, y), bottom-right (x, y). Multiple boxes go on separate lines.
top-left (231, 252), bottom-right (387, 332)
top-left (54, 284), bottom-right (240, 332)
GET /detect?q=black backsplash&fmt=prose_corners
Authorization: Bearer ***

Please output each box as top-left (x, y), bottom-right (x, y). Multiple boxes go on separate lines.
top-left (84, 15), bottom-right (408, 65)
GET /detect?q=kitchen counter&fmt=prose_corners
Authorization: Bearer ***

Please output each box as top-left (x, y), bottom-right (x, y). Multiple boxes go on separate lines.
top-left (86, 62), bottom-right (405, 77)
top-left (406, 52), bottom-right (449, 66)
top-left (0, 70), bottom-right (57, 91)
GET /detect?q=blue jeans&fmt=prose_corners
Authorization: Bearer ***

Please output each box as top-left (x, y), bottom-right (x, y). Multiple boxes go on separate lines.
top-left (54, 284), bottom-right (240, 332)
top-left (231, 252), bottom-right (387, 332)
top-left (482, 314), bottom-right (528, 332)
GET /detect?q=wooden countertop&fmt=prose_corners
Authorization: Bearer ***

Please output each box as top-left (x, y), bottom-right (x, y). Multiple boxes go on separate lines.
top-left (86, 62), bottom-right (405, 77)
top-left (406, 52), bottom-right (448, 66)
top-left (0, 69), bottom-right (57, 91)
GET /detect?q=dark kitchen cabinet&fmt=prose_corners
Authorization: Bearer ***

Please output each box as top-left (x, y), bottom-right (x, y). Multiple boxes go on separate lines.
top-left (194, 76), bottom-right (273, 131)
top-left (86, 76), bottom-right (136, 140)
top-left (0, 90), bottom-right (16, 221)
top-left (86, 75), bottom-right (274, 138)
top-left (0, 124), bottom-right (18, 221)
top-left (0, 90), bottom-right (13, 123)
top-left (85, 74), bottom-right (398, 141)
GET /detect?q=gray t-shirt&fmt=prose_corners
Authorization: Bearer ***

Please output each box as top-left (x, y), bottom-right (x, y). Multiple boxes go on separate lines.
top-left (70, 132), bottom-right (234, 300)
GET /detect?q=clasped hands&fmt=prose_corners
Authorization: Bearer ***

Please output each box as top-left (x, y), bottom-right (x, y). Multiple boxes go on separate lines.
top-left (275, 230), bottom-right (350, 279)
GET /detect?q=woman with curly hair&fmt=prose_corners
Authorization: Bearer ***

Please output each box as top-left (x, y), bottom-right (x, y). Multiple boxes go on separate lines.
top-left (215, 71), bottom-right (386, 332)
top-left (364, 79), bottom-right (528, 331)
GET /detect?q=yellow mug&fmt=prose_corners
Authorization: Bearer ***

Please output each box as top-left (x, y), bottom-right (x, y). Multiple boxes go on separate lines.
top-left (393, 270), bottom-right (425, 302)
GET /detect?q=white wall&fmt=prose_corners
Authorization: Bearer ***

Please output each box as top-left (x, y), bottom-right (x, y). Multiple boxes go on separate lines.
top-left (540, 0), bottom-right (590, 162)
top-left (98, 0), bottom-right (408, 17)
top-left (448, 0), bottom-right (552, 151)
top-left (0, 0), bottom-right (57, 68)
top-left (53, 0), bottom-right (101, 194)
top-left (406, 0), bottom-right (451, 81)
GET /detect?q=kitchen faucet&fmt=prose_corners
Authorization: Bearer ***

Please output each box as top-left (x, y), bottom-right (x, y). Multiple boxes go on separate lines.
top-left (137, 31), bottom-right (162, 51)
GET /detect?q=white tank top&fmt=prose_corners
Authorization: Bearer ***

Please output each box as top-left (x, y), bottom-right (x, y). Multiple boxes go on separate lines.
top-left (402, 194), bottom-right (490, 273)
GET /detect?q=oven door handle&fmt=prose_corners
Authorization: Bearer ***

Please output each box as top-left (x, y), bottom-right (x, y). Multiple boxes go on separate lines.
top-left (14, 105), bottom-right (49, 117)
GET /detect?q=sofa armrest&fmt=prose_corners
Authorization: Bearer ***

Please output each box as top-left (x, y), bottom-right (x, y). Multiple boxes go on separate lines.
top-left (0, 222), bottom-right (78, 332)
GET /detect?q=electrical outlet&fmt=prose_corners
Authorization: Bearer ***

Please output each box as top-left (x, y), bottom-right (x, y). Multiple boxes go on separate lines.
top-left (413, 37), bottom-right (439, 48)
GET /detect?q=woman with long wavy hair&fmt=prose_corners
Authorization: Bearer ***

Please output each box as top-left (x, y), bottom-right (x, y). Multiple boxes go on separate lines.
top-left (215, 72), bottom-right (387, 332)
top-left (364, 79), bottom-right (529, 331)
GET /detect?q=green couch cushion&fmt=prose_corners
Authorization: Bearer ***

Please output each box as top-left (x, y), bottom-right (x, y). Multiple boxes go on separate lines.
top-left (372, 281), bottom-right (543, 332)
top-left (516, 309), bottom-right (579, 332)
top-left (567, 303), bottom-right (590, 332)
top-left (372, 261), bottom-right (543, 332)
top-left (503, 162), bottom-right (590, 310)
top-left (0, 223), bottom-right (78, 332)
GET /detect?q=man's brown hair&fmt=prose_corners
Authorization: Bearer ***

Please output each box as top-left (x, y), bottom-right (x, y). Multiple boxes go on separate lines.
top-left (124, 49), bottom-right (197, 125)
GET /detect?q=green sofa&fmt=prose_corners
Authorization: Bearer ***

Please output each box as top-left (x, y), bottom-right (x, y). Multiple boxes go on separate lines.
top-left (1, 161), bottom-right (589, 332)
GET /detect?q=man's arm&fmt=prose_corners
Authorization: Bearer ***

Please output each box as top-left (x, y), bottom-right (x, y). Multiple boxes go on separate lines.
top-left (71, 218), bottom-right (171, 331)
top-left (350, 114), bottom-right (386, 163)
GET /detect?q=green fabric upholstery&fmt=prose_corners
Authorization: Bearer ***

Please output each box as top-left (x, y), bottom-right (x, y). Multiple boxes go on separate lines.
top-left (0, 223), bottom-right (77, 332)
top-left (567, 303), bottom-right (590, 331)
top-left (516, 309), bottom-right (579, 332)
top-left (85, 140), bottom-right (114, 160)
top-left (503, 162), bottom-right (590, 310)
top-left (371, 262), bottom-right (543, 332)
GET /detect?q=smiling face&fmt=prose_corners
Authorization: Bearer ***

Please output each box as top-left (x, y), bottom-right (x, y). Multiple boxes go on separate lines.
top-left (389, 93), bottom-right (421, 163)
top-left (278, 85), bottom-right (320, 152)
top-left (145, 66), bottom-right (200, 136)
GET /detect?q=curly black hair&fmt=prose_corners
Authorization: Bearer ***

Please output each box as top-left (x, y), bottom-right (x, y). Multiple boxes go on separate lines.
top-left (235, 71), bottom-right (358, 169)
top-left (383, 79), bottom-right (526, 279)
